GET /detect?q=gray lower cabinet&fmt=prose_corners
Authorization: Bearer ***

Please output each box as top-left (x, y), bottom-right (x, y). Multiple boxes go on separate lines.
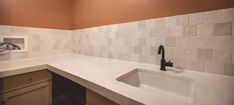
top-left (0, 70), bottom-right (52, 105)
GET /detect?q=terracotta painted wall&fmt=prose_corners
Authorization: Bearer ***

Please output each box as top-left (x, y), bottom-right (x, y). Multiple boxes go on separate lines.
top-left (73, 0), bottom-right (234, 29)
top-left (0, 0), bottom-right (73, 29)
top-left (1, 0), bottom-right (234, 29)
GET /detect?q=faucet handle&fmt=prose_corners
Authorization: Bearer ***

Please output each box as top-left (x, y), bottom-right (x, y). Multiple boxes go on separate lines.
top-left (168, 60), bottom-right (173, 67)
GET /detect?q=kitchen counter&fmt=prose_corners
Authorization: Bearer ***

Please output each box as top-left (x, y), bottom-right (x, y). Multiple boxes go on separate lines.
top-left (0, 54), bottom-right (234, 105)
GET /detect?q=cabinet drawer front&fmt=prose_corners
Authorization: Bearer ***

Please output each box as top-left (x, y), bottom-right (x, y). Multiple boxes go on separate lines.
top-left (3, 70), bottom-right (51, 93)
top-left (2, 81), bottom-right (51, 105)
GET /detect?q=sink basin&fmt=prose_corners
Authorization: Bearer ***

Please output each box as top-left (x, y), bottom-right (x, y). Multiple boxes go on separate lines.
top-left (117, 69), bottom-right (194, 98)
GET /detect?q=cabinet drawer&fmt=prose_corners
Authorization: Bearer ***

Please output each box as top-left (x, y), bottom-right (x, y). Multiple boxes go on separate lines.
top-left (3, 70), bottom-right (51, 93)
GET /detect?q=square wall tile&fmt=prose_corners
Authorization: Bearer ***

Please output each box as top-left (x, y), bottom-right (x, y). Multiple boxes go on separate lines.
top-left (184, 49), bottom-right (198, 60)
top-left (189, 13), bottom-right (204, 25)
top-left (171, 26), bottom-right (184, 37)
top-left (224, 63), bottom-right (234, 76)
top-left (165, 37), bottom-right (176, 47)
top-left (164, 16), bottom-right (176, 27)
top-left (203, 37), bottom-right (222, 49)
top-left (137, 21), bottom-right (146, 29)
top-left (11, 26), bottom-right (29, 33)
top-left (222, 36), bottom-right (234, 49)
top-left (134, 46), bottom-right (142, 55)
top-left (204, 10), bottom-right (221, 23)
top-left (176, 37), bottom-right (189, 48)
top-left (198, 49), bottom-right (213, 60)
top-left (213, 49), bottom-right (232, 63)
top-left (0, 25), bottom-right (11, 34)
top-left (205, 61), bottom-right (224, 74)
top-left (222, 8), bottom-right (234, 22)
top-left (184, 25), bottom-right (197, 37)
top-left (176, 15), bottom-right (189, 26)
top-left (177, 60), bottom-right (205, 72)
top-left (189, 37), bottom-right (204, 48)
top-left (137, 38), bottom-right (146, 46)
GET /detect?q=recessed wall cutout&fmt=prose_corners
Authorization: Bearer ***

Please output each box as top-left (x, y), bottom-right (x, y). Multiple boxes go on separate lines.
top-left (0, 35), bottom-right (28, 53)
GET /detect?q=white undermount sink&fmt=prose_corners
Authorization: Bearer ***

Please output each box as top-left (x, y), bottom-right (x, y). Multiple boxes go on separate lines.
top-left (117, 69), bottom-right (194, 99)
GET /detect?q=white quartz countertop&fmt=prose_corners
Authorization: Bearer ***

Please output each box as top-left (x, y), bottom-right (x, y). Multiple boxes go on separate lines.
top-left (0, 54), bottom-right (234, 105)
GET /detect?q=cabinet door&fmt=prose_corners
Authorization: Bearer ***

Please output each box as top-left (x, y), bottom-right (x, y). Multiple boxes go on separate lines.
top-left (2, 81), bottom-right (51, 105)
top-left (86, 89), bottom-right (119, 105)
top-left (52, 73), bottom-right (86, 105)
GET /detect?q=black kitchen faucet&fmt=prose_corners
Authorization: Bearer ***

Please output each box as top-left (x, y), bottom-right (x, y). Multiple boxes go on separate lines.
top-left (158, 45), bottom-right (173, 71)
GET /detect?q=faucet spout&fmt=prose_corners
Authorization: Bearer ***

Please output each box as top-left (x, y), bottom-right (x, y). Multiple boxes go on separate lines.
top-left (158, 45), bottom-right (165, 61)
